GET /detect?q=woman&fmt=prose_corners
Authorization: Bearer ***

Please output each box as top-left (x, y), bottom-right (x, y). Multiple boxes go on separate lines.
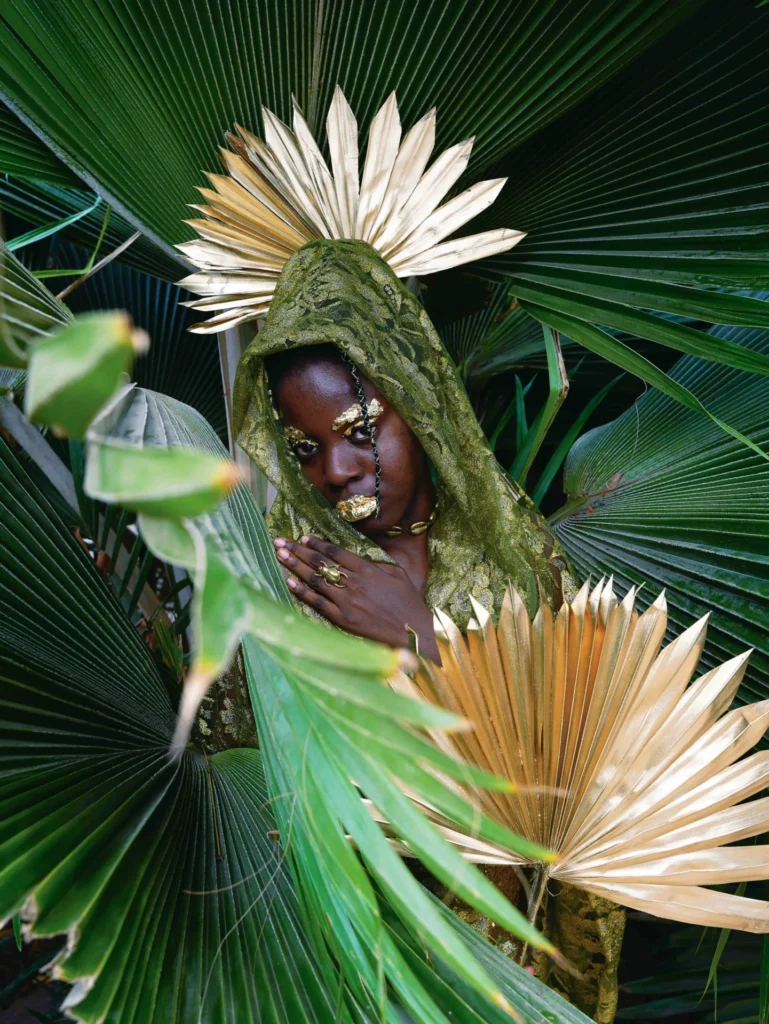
top-left (232, 238), bottom-right (621, 1023)
top-left (233, 239), bottom-right (572, 650)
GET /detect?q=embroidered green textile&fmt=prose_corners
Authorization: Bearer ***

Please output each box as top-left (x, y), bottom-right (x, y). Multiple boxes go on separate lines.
top-left (233, 238), bottom-right (574, 626)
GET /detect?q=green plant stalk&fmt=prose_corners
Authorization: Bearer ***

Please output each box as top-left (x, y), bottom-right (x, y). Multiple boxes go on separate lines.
top-left (514, 375), bottom-right (528, 453)
top-left (510, 326), bottom-right (569, 487)
top-left (531, 374), bottom-right (622, 507)
top-left (489, 377), bottom-right (534, 454)
top-left (84, 203), bottom-right (112, 272)
top-left (127, 545), bottom-right (155, 618)
top-left (6, 194), bottom-right (101, 251)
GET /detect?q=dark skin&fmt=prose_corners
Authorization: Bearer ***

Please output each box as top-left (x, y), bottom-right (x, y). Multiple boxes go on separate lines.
top-left (272, 359), bottom-right (441, 662)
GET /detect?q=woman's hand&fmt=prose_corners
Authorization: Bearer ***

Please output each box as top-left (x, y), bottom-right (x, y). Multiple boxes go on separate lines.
top-left (273, 535), bottom-right (440, 663)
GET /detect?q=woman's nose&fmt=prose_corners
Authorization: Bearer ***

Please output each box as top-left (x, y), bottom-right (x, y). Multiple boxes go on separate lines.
top-left (323, 443), bottom-right (363, 489)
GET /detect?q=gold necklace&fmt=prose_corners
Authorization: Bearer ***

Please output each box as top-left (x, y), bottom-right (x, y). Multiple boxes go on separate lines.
top-left (385, 505), bottom-right (438, 537)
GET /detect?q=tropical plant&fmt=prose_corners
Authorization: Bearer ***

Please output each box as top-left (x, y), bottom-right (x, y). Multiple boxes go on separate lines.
top-left (550, 318), bottom-right (769, 707)
top-left (2, 1), bottom-right (769, 1021)
top-left (395, 580), bottom-right (769, 936)
top-left (1, 242), bottom-right (592, 1022)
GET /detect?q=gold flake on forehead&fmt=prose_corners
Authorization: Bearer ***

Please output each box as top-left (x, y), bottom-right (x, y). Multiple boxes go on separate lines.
top-left (332, 398), bottom-right (384, 436)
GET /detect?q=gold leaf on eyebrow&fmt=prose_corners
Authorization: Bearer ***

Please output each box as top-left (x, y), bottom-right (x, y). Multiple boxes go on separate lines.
top-left (284, 425), bottom-right (313, 444)
top-left (333, 397), bottom-right (384, 435)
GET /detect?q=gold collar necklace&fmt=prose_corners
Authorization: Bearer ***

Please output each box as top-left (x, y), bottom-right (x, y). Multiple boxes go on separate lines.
top-left (385, 505), bottom-right (438, 537)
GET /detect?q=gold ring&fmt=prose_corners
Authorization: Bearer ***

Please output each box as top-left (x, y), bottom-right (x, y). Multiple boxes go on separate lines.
top-left (314, 560), bottom-right (348, 588)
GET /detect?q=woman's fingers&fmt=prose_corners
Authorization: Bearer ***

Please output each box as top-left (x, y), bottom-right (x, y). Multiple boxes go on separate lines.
top-left (300, 536), bottom-right (362, 571)
top-left (274, 543), bottom-right (336, 592)
top-left (286, 576), bottom-right (340, 621)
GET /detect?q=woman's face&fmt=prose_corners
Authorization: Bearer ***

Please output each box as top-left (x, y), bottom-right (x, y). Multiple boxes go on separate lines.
top-left (275, 359), bottom-right (429, 537)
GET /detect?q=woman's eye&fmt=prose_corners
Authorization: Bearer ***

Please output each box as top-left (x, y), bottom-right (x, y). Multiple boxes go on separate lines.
top-left (351, 423), bottom-right (377, 441)
top-left (293, 441), bottom-right (319, 457)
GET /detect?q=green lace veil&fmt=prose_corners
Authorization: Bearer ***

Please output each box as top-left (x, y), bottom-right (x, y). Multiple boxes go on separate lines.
top-left (233, 238), bottom-right (574, 627)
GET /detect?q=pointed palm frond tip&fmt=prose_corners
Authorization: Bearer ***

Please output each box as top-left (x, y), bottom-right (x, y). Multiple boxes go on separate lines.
top-left (176, 87), bottom-right (524, 332)
top-left (392, 579), bottom-right (769, 933)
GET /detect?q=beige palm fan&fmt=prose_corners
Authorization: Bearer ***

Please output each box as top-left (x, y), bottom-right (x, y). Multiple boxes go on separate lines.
top-left (390, 580), bottom-right (769, 932)
top-left (177, 87), bottom-right (525, 332)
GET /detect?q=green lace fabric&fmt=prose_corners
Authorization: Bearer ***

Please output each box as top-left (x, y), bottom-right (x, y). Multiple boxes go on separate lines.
top-left (233, 238), bottom-right (575, 626)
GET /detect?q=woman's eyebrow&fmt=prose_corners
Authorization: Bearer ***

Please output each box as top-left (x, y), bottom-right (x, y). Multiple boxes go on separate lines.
top-left (283, 425), bottom-right (316, 444)
top-left (332, 397), bottom-right (384, 435)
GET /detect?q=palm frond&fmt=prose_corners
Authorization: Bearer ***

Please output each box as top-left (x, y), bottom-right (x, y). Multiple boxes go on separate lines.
top-left (0, 238), bottom-right (71, 366)
top-left (0, 101), bottom-right (75, 186)
top-left (551, 317), bottom-right (769, 705)
top-left (394, 581), bottom-right (769, 931)
top-left (179, 89), bottom-right (523, 331)
top-left (479, 1), bottom-right (769, 376)
top-left (0, 1), bottom-right (702, 263)
top-left (0, 177), bottom-right (182, 280)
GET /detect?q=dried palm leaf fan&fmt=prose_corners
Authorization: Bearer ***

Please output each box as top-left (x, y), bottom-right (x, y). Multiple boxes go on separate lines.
top-left (390, 580), bottom-right (769, 933)
top-left (176, 87), bottom-right (525, 331)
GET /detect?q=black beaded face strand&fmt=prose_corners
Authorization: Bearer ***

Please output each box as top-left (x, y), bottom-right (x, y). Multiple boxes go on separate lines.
top-left (341, 353), bottom-right (381, 519)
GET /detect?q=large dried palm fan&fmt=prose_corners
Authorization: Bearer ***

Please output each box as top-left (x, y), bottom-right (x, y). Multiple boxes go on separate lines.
top-left (391, 580), bottom-right (769, 932)
top-left (177, 87), bottom-right (525, 332)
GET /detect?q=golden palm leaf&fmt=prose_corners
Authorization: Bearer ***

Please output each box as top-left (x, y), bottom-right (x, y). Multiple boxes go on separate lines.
top-left (176, 87), bottom-right (525, 333)
top-left (390, 580), bottom-right (769, 932)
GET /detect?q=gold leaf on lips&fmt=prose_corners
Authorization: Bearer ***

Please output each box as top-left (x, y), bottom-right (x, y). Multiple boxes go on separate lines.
top-left (336, 494), bottom-right (378, 521)
top-left (386, 580), bottom-right (769, 933)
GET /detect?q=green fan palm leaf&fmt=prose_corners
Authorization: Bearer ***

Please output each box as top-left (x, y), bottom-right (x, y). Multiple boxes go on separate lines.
top-left (0, 102), bottom-right (76, 186)
top-left (477, 0), bottom-right (769, 378)
top-left (0, 409), bottom-right (593, 1023)
top-left (550, 317), bottom-right (769, 704)
top-left (1, 0), bottom-right (767, 405)
top-left (0, 245), bottom-right (592, 1020)
top-left (0, 0), bottom-right (700, 253)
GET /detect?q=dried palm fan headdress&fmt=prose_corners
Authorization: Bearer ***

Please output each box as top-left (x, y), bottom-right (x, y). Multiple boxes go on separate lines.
top-left (389, 580), bottom-right (769, 933)
top-left (176, 86), bottom-right (524, 333)
top-left (177, 87), bottom-right (524, 523)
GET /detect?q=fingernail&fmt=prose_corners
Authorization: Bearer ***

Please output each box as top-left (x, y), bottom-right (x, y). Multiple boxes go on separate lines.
top-left (300, 535), bottom-right (310, 544)
top-left (274, 538), bottom-right (287, 547)
top-left (287, 577), bottom-right (297, 588)
top-left (277, 548), bottom-right (289, 560)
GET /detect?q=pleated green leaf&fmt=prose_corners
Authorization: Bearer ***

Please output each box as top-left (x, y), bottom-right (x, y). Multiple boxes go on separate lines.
top-left (439, 285), bottom-right (562, 388)
top-left (480, 1), bottom-right (769, 374)
top-left (0, 100), bottom-right (76, 185)
top-left (0, 0), bottom-right (701, 254)
top-left (550, 318), bottom-right (769, 705)
top-left (0, 238), bottom-right (71, 367)
top-left (0, 422), bottom-right (592, 1022)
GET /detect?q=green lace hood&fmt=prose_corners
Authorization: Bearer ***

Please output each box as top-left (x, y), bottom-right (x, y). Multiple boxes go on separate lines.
top-left (233, 239), bottom-right (573, 626)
